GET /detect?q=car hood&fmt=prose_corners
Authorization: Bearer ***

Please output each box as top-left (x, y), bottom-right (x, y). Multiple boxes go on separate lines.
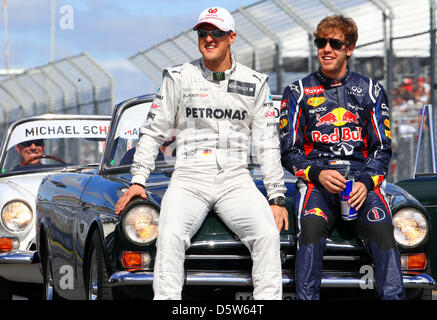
top-left (139, 170), bottom-right (417, 247)
top-left (189, 181), bottom-right (414, 247)
top-left (0, 172), bottom-right (50, 199)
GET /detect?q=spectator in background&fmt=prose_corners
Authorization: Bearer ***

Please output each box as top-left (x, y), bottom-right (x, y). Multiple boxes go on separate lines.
top-left (417, 76), bottom-right (430, 95)
top-left (392, 88), bottom-right (408, 111)
top-left (402, 78), bottom-right (414, 96)
top-left (414, 85), bottom-right (428, 104)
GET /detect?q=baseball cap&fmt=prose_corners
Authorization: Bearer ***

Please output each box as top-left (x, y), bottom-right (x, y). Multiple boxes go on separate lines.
top-left (193, 7), bottom-right (235, 32)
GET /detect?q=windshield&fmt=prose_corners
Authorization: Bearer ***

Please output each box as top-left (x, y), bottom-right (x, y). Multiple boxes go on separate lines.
top-left (105, 101), bottom-right (176, 168)
top-left (1, 118), bottom-right (110, 174)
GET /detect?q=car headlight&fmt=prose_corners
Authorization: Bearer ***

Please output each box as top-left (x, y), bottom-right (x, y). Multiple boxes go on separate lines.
top-left (1, 200), bottom-right (33, 232)
top-left (122, 204), bottom-right (159, 245)
top-left (392, 207), bottom-right (428, 248)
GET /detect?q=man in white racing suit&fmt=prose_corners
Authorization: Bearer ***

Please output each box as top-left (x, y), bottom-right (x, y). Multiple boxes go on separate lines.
top-left (115, 6), bottom-right (288, 300)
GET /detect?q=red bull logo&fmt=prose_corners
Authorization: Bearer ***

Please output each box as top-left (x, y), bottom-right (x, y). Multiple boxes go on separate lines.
top-left (293, 166), bottom-right (309, 180)
top-left (371, 175), bottom-right (385, 188)
top-left (281, 100), bottom-right (287, 110)
top-left (341, 110), bottom-right (359, 124)
top-left (304, 208), bottom-right (328, 222)
top-left (312, 127), bottom-right (362, 144)
top-left (295, 169), bottom-right (306, 179)
top-left (280, 118), bottom-right (288, 129)
top-left (315, 112), bottom-right (337, 127)
top-left (315, 108), bottom-right (359, 127)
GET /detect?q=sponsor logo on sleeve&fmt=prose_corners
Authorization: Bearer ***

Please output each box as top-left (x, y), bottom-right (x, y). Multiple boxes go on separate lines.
top-left (385, 129), bottom-right (392, 139)
top-left (371, 175), bottom-right (385, 188)
top-left (374, 83), bottom-right (381, 97)
top-left (294, 166), bottom-right (311, 181)
top-left (304, 208), bottom-right (328, 222)
top-left (289, 84), bottom-right (300, 93)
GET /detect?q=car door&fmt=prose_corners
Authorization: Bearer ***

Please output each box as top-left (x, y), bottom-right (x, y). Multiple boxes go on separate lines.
top-left (41, 172), bottom-right (92, 299)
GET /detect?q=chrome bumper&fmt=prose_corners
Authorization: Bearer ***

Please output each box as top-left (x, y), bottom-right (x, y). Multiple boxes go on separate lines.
top-left (109, 271), bottom-right (436, 289)
top-left (0, 251), bottom-right (42, 283)
top-left (0, 251), bottom-right (38, 264)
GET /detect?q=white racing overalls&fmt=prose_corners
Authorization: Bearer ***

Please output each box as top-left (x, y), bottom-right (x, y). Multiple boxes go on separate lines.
top-left (130, 57), bottom-right (287, 299)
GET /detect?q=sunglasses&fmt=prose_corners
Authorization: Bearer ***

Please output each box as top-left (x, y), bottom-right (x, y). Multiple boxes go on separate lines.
top-left (314, 37), bottom-right (346, 50)
top-left (197, 29), bottom-right (230, 39)
top-left (21, 139), bottom-right (44, 147)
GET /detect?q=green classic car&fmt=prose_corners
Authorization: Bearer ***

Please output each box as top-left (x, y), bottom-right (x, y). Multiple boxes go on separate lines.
top-left (35, 95), bottom-right (435, 300)
top-left (396, 104), bottom-right (437, 285)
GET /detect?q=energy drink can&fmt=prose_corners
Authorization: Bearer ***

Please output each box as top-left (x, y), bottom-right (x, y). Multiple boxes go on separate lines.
top-left (340, 177), bottom-right (358, 221)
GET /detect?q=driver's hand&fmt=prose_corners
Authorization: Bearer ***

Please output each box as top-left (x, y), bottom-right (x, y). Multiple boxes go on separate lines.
top-left (270, 205), bottom-right (289, 232)
top-left (349, 182), bottom-right (367, 210)
top-left (115, 184), bottom-right (147, 215)
top-left (318, 169), bottom-right (347, 194)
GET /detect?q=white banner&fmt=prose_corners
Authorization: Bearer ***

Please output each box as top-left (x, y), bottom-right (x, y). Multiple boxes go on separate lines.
top-left (7, 119), bottom-right (110, 149)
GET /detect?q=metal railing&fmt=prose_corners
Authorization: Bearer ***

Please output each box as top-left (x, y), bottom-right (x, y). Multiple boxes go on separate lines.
top-left (0, 52), bottom-right (114, 139)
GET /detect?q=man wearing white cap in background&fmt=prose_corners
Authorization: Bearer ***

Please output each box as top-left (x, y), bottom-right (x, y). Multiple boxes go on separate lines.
top-left (115, 7), bottom-right (288, 300)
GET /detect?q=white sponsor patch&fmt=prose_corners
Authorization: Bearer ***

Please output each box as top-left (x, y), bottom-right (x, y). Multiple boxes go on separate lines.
top-left (367, 207), bottom-right (386, 222)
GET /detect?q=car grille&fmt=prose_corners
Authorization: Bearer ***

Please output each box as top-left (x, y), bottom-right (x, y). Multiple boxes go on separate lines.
top-left (184, 239), bottom-right (372, 274)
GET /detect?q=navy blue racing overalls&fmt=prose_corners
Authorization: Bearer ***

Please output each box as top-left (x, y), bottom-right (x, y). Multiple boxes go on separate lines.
top-left (279, 68), bottom-right (405, 300)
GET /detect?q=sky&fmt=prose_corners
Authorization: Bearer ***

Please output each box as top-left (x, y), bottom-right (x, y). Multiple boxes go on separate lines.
top-left (0, 0), bottom-right (256, 104)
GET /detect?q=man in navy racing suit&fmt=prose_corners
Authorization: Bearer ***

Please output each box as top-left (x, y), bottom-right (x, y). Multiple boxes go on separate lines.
top-left (279, 15), bottom-right (405, 300)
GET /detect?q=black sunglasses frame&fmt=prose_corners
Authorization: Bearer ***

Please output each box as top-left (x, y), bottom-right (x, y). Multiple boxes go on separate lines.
top-left (20, 139), bottom-right (44, 147)
top-left (197, 29), bottom-right (230, 39)
top-left (314, 37), bottom-right (346, 50)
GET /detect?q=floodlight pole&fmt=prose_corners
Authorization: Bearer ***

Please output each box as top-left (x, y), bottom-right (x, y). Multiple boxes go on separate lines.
top-left (3, 0), bottom-right (10, 74)
top-left (50, 0), bottom-right (56, 62)
top-left (430, 0), bottom-right (436, 130)
top-left (369, 0), bottom-right (394, 110)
